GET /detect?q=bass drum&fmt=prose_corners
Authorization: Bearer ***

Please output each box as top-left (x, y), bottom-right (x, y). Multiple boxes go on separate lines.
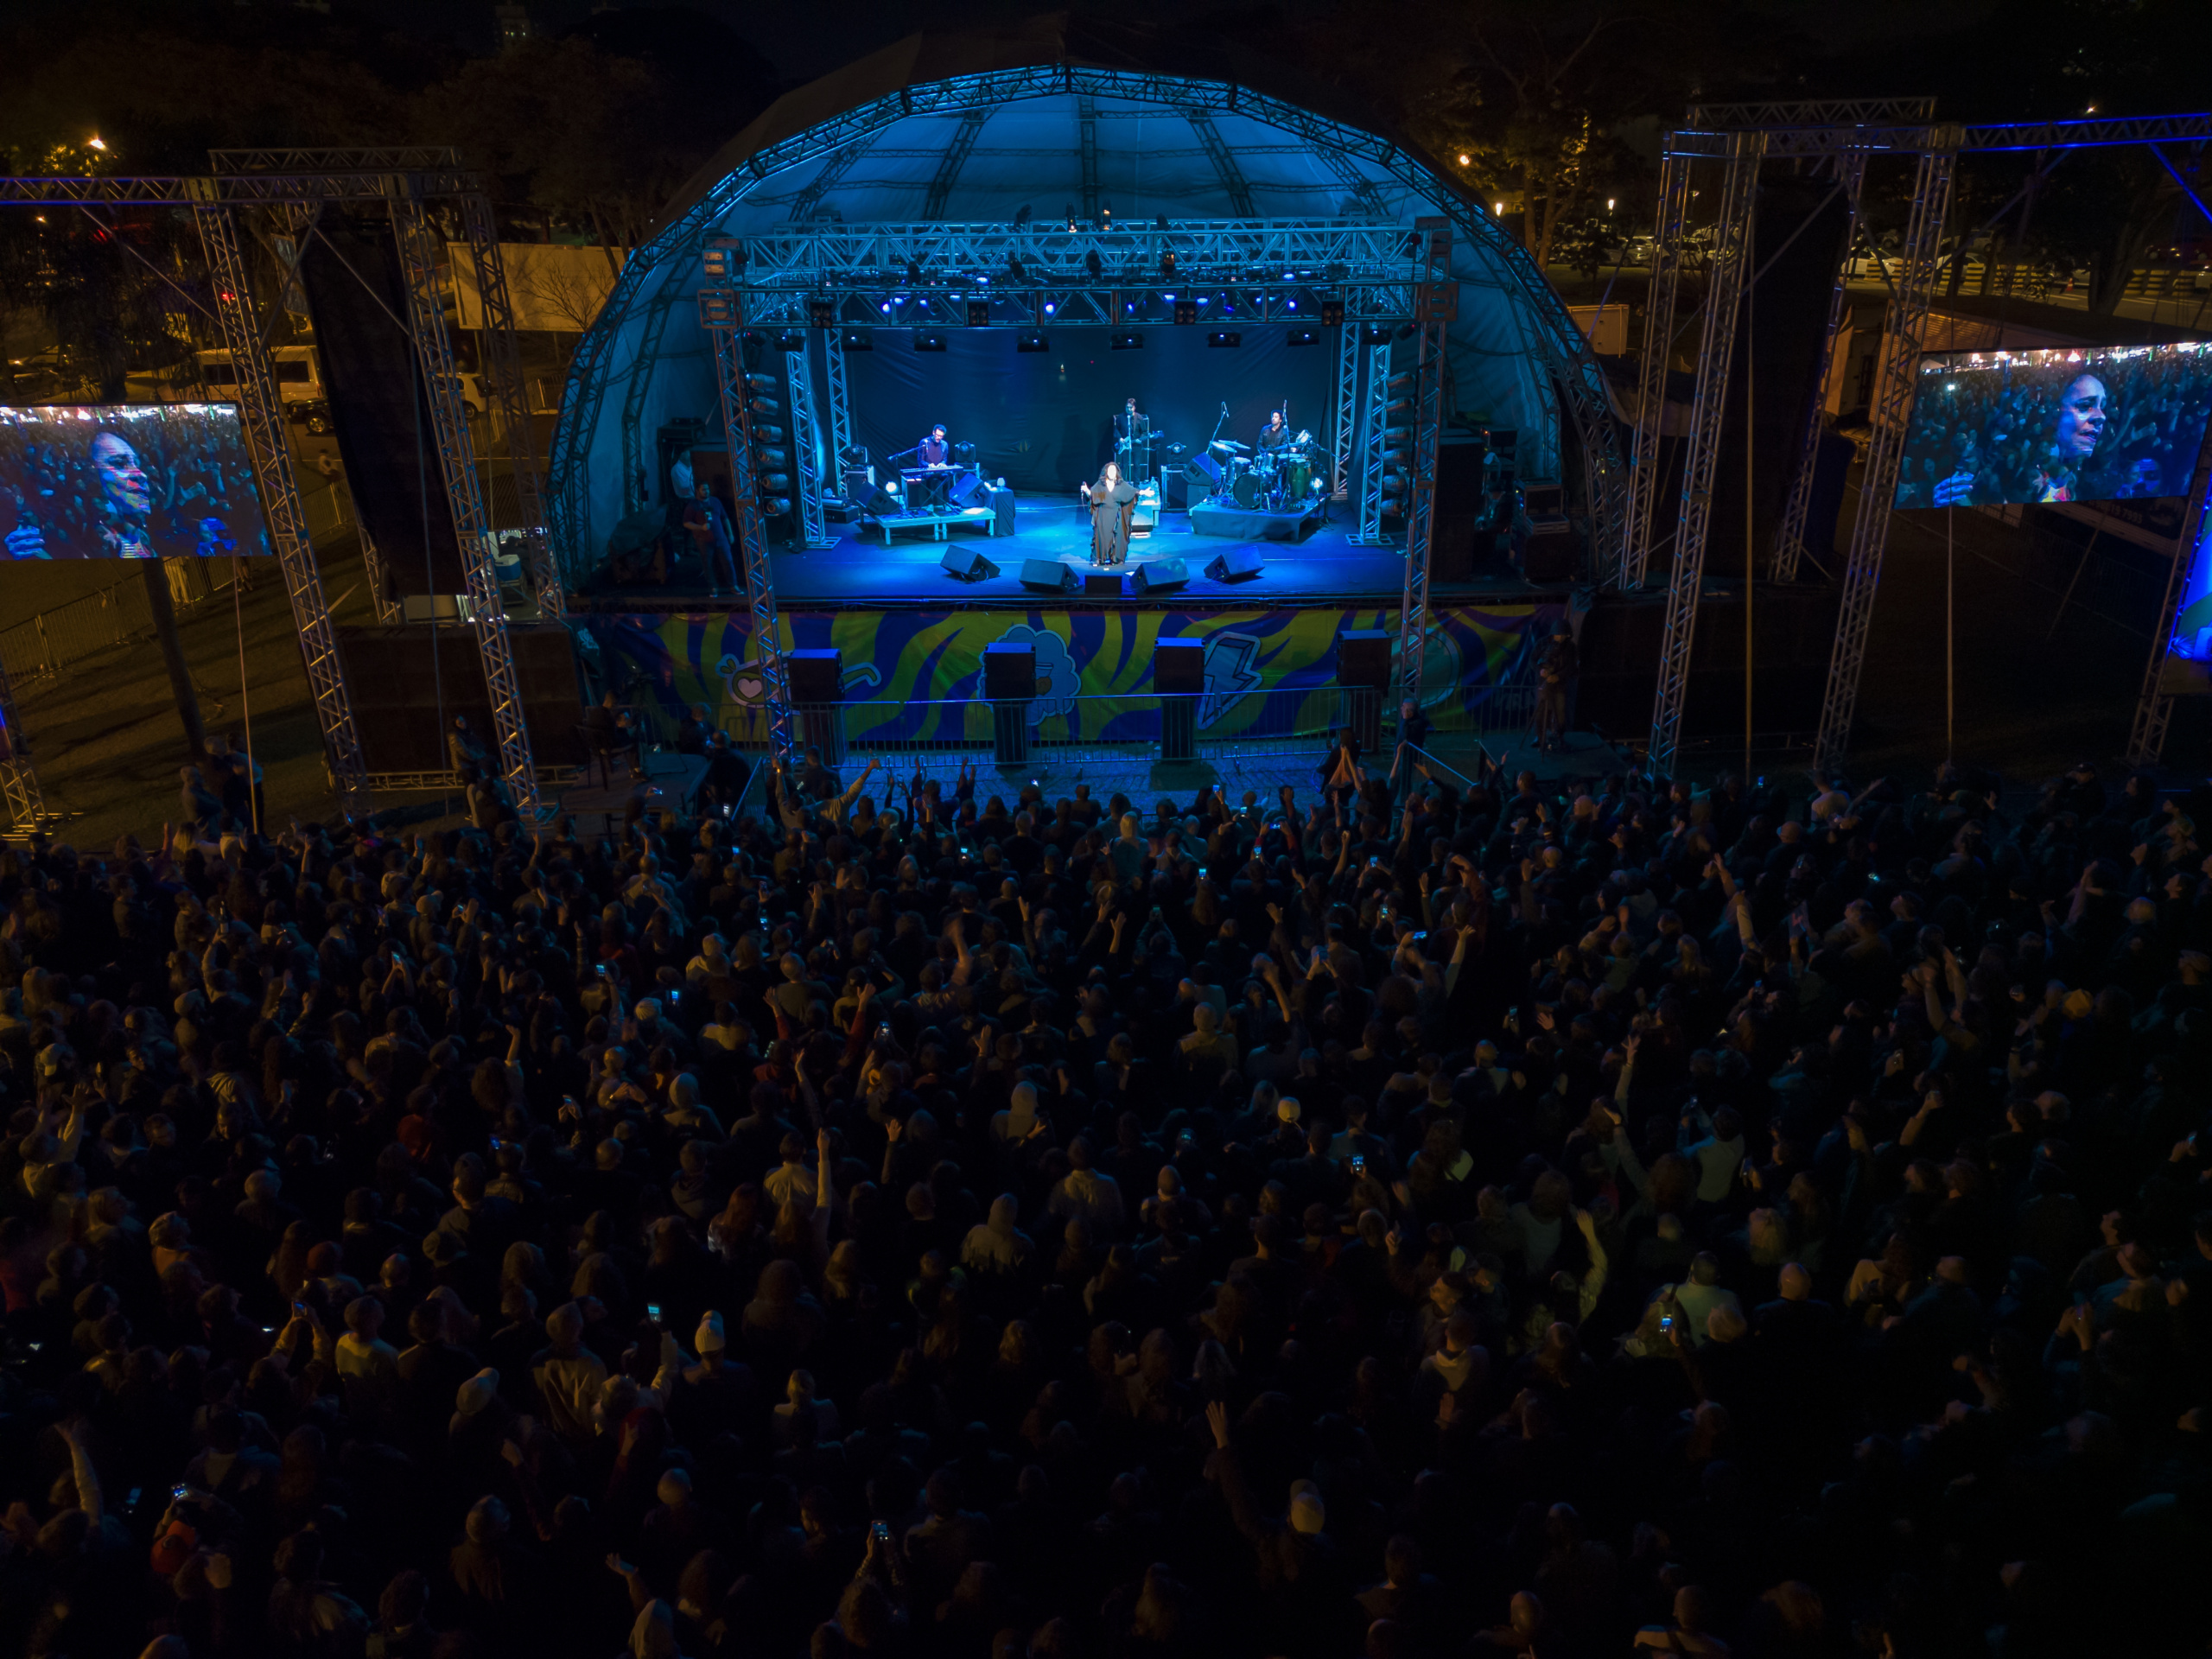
top-left (1231, 470), bottom-right (1263, 510)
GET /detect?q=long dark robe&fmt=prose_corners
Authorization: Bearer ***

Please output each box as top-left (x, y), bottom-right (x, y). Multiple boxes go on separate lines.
top-left (1086, 476), bottom-right (1137, 565)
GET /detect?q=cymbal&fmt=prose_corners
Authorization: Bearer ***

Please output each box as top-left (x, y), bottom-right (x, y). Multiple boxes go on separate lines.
top-left (1210, 439), bottom-right (1249, 455)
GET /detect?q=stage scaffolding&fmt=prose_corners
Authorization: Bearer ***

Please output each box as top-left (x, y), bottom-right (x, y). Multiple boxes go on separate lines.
top-left (0, 151), bottom-right (555, 823)
top-left (550, 64), bottom-right (1630, 603)
top-left (1628, 105), bottom-right (2212, 776)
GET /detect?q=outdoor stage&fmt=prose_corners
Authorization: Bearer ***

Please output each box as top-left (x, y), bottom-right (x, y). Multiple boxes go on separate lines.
top-left (575, 498), bottom-right (1542, 612)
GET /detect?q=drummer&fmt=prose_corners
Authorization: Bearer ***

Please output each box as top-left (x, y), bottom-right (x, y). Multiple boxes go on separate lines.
top-left (1256, 410), bottom-right (1291, 454)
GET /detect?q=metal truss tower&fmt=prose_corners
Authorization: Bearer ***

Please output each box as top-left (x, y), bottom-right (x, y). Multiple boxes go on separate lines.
top-left (459, 190), bottom-right (563, 616)
top-left (188, 181), bottom-right (372, 810)
top-left (1395, 217), bottom-right (1454, 709)
top-left (700, 263), bottom-right (797, 766)
top-left (823, 328), bottom-right (855, 469)
top-left (1354, 342), bottom-right (1390, 545)
top-left (0, 652), bottom-right (48, 832)
top-left (1813, 135), bottom-right (1960, 772)
top-left (1623, 149), bottom-right (1694, 588)
top-left (1331, 312), bottom-right (1361, 499)
top-left (2126, 446), bottom-right (2212, 766)
top-left (1770, 149), bottom-right (1868, 582)
top-left (1644, 132), bottom-right (1765, 777)
top-left (784, 339), bottom-right (836, 549)
top-left (389, 180), bottom-right (543, 817)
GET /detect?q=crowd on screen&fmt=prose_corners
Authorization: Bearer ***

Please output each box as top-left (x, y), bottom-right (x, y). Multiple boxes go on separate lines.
top-left (1, 741), bottom-right (2209, 1659)
top-left (1894, 348), bottom-right (2212, 509)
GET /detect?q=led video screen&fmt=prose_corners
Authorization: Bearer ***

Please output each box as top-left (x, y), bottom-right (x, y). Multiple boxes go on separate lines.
top-left (1894, 341), bottom-right (2212, 511)
top-left (0, 404), bottom-right (273, 559)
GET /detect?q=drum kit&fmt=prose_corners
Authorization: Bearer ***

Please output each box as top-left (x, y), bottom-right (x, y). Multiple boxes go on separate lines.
top-left (1209, 431), bottom-right (1322, 512)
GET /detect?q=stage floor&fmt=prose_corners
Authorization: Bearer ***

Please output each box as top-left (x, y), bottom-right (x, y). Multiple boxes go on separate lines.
top-left (577, 499), bottom-right (1551, 611)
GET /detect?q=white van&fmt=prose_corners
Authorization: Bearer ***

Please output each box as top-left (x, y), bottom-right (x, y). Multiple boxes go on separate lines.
top-left (196, 345), bottom-right (324, 404)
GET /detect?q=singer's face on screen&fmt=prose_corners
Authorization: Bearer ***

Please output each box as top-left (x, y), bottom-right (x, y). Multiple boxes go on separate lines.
top-left (92, 432), bottom-right (150, 515)
top-left (2055, 374), bottom-right (2107, 458)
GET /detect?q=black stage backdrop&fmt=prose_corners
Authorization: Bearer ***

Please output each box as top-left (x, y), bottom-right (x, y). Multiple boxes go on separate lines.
top-left (845, 326), bottom-right (1332, 494)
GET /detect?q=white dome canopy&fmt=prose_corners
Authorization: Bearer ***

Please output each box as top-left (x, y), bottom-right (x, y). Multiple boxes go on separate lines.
top-left (546, 17), bottom-right (1622, 575)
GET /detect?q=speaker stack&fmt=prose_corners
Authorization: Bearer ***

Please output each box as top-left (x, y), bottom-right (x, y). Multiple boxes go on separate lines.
top-left (1336, 627), bottom-right (1390, 752)
top-left (982, 643), bottom-right (1035, 766)
top-left (1154, 638), bottom-right (1204, 762)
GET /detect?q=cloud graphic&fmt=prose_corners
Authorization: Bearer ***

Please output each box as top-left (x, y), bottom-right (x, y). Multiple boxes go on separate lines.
top-left (988, 624), bottom-right (1077, 725)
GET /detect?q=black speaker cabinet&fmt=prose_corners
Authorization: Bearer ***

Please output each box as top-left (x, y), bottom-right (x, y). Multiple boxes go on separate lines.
top-left (1204, 544), bottom-right (1265, 582)
top-left (1337, 628), bottom-right (1390, 690)
top-left (1131, 557), bottom-right (1189, 594)
top-left (941, 546), bottom-right (999, 582)
top-left (786, 648), bottom-right (842, 703)
top-left (1020, 558), bottom-right (1077, 593)
top-left (1084, 570), bottom-right (1123, 598)
top-left (982, 644), bottom-right (1037, 701)
top-left (1154, 639), bottom-right (1204, 696)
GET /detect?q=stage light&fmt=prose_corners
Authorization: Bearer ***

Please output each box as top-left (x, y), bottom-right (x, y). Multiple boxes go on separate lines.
top-left (1014, 204), bottom-right (1032, 226)
top-left (1102, 204), bottom-right (1112, 225)
top-left (1320, 300), bottom-right (1344, 327)
top-left (1162, 250), bottom-right (1177, 276)
top-left (912, 330), bottom-right (947, 352)
top-left (1287, 328), bottom-right (1320, 346)
top-left (1110, 332), bottom-right (1143, 351)
top-left (1044, 302), bottom-right (1057, 314)
top-left (1156, 213), bottom-right (1169, 232)
top-left (1206, 332), bottom-right (1242, 348)
top-left (772, 331), bottom-right (806, 353)
top-left (1359, 325), bottom-right (1391, 346)
top-left (1007, 256), bottom-right (1027, 282)
top-left (1173, 300), bottom-right (1197, 325)
top-left (1016, 332), bottom-right (1049, 353)
top-left (808, 299), bottom-right (835, 329)
top-left (88, 135), bottom-right (106, 151)
top-left (1085, 250), bottom-right (1104, 280)
top-left (906, 257), bottom-right (925, 286)
top-left (966, 301), bottom-right (990, 327)
top-left (702, 240), bottom-right (741, 282)
top-left (879, 301), bottom-right (892, 315)
top-left (1457, 153), bottom-right (1469, 166)
top-left (841, 330), bottom-right (872, 351)
top-left (1287, 300), bottom-right (1298, 310)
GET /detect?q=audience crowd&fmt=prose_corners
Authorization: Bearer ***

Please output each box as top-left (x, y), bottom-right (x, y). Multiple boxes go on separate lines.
top-left (2, 747), bottom-right (2209, 1659)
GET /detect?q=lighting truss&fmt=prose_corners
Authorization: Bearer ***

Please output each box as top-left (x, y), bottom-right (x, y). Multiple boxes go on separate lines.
top-left (822, 327), bottom-right (855, 471)
top-left (1669, 109), bottom-right (2212, 158)
top-left (699, 278), bottom-right (797, 766)
top-left (459, 190), bottom-right (563, 617)
top-left (794, 282), bottom-right (1417, 330)
top-left (617, 258), bottom-right (693, 518)
top-left (0, 651), bottom-right (47, 833)
top-left (1685, 99), bottom-right (1936, 130)
top-left (550, 68), bottom-right (1630, 582)
top-left (1645, 134), bottom-right (1764, 777)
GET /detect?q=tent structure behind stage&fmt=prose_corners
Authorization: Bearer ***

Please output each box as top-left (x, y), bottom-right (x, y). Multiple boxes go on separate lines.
top-left (545, 16), bottom-right (1624, 588)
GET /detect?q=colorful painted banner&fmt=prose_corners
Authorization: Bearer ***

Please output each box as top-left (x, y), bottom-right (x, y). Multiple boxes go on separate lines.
top-left (578, 601), bottom-right (1560, 744)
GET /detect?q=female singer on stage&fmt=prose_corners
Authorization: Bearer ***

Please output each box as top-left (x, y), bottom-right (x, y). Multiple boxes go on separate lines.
top-left (1079, 461), bottom-right (1137, 567)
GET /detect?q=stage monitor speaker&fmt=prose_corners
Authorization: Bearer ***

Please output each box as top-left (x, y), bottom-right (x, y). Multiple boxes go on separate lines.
top-left (941, 546), bottom-right (1000, 582)
top-left (1204, 545), bottom-right (1265, 582)
top-left (298, 216), bottom-right (468, 598)
top-left (1522, 482), bottom-right (1565, 516)
top-left (853, 480), bottom-right (900, 515)
top-left (1132, 557), bottom-right (1188, 595)
top-left (1084, 570), bottom-right (1123, 597)
top-left (982, 644), bottom-right (1037, 700)
top-left (1524, 518), bottom-right (1577, 582)
top-left (950, 471), bottom-right (990, 509)
top-left (1154, 639), bottom-right (1204, 695)
top-left (1020, 557), bottom-right (1077, 593)
top-left (338, 623), bottom-right (585, 772)
top-left (787, 648), bottom-right (842, 703)
top-left (1338, 628), bottom-right (1390, 690)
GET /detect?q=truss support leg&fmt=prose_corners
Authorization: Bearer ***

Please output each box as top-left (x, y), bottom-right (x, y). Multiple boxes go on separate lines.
top-left (786, 339), bottom-right (835, 549)
top-left (1396, 218), bottom-right (1455, 709)
top-left (0, 651), bottom-right (48, 832)
top-left (1813, 135), bottom-right (1961, 775)
top-left (1624, 148), bottom-right (1694, 588)
top-left (460, 191), bottom-right (563, 617)
top-left (1771, 152), bottom-right (1867, 582)
top-left (700, 275), bottom-right (796, 766)
top-left (823, 327), bottom-right (854, 471)
top-left (388, 179), bottom-right (541, 818)
top-left (1332, 314), bottom-right (1360, 498)
top-left (1646, 131), bottom-right (1765, 779)
top-left (2127, 447), bottom-right (2212, 766)
top-left (1355, 343), bottom-right (1390, 545)
top-left (189, 184), bottom-right (371, 816)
